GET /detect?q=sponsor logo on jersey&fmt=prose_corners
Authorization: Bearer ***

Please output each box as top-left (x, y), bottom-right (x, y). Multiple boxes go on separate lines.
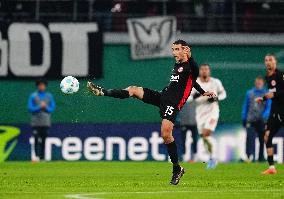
top-left (271, 80), bottom-right (276, 86)
top-left (178, 67), bottom-right (183, 73)
top-left (269, 88), bottom-right (277, 93)
top-left (170, 75), bottom-right (179, 82)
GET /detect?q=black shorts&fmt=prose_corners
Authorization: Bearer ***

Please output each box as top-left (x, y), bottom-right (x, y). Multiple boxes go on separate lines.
top-left (142, 88), bottom-right (179, 123)
top-left (266, 112), bottom-right (284, 135)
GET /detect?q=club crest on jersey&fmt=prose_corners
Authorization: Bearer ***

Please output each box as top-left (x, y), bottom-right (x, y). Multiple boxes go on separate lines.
top-left (271, 80), bottom-right (276, 86)
top-left (178, 67), bottom-right (183, 73)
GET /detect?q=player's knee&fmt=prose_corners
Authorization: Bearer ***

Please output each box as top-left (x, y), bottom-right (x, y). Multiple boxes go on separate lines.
top-left (202, 132), bottom-right (209, 137)
top-left (202, 129), bottom-right (211, 137)
top-left (161, 125), bottom-right (173, 142)
top-left (264, 130), bottom-right (270, 144)
top-left (126, 86), bottom-right (137, 96)
top-left (161, 123), bottom-right (173, 133)
top-left (161, 129), bottom-right (171, 140)
top-left (161, 133), bottom-right (173, 143)
top-left (126, 86), bottom-right (142, 98)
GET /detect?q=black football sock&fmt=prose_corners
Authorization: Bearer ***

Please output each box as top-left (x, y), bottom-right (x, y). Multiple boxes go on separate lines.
top-left (267, 155), bottom-right (274, 166)
top-left (166, 141), bottom-right (180, 173)
top-left (103, 89), bottom-right (130, 99)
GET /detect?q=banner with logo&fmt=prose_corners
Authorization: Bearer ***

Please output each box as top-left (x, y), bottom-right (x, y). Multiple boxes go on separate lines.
top-left (127, 16), bottom-right (176, 60)
top-left (0, 22), bottom-right (103, 78)
top-left (2, 124), bottom-right (284, 163)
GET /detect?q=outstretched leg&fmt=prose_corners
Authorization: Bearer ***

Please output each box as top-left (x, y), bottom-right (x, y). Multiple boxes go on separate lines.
top-left (105, 86), bottom-right (145, 99)
top-left (87, 81), bottom-right (144, 99)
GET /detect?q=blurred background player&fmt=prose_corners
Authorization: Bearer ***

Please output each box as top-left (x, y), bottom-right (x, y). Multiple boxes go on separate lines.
top-left (28, 79), bottom-right (56, 162)
top-left (242, 76), bottom-right (271, 162)
top-left (189, 64), bottom-right (226, 169)
top-left (256, 54), bottom-right (284, 175)
top-left (177, 100), bottom-right (198, 162)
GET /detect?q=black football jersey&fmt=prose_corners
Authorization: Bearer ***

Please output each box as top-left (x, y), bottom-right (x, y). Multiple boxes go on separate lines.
top-left (266, 69), bottom-right (284, 113)
top-left (161, 57), bottom-right (204, 110)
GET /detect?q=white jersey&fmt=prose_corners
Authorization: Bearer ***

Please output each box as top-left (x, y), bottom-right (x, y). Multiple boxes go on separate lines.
top-left (189, 77), bottom-right (226, 132)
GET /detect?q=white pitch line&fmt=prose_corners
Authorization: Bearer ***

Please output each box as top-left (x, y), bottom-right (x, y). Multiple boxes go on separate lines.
top-left (64, 190), bottom-right (284, 199)
top-left (65, 191), bottom-right (195, 199)
top-left (65, 191), bottom-right (205, 199)
top-left (65, 194), bottom-right (100, 199)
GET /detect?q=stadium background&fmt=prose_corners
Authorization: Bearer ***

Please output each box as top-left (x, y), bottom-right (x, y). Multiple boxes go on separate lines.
top-left (1, 0), bottom-right (284, 163)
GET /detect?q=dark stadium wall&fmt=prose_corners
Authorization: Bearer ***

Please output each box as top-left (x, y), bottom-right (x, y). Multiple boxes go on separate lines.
top-left (1, 45), bottom-right (284, 124)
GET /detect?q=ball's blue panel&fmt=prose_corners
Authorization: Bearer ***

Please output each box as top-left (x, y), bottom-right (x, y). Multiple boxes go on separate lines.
top-left (66, 78), bottom-right (72, 83)
top-left (67, 88), bottom-right (73, 93)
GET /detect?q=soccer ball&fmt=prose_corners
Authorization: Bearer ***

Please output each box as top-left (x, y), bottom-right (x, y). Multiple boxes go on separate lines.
top-left (60, 76), bottom-right (80, 95)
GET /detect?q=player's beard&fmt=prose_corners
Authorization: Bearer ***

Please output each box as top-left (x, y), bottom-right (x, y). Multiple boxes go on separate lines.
top-left (202, 75), bottom-right (209, 80)
top-left (266, 64), bottom-right (275, 75)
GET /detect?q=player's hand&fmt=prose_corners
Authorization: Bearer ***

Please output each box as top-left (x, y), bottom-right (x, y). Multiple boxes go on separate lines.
top-left (203, 91), bottom-right (216, 98)
top-left (207, 96), bottom-right (218, 103)
top-left (264, 92), bottom-right (274, 99)
top-left (255, 97), bottom-right (263, 103)
top-left (183, 46), bottom-right (191, 59)
top-left (40, 102), bottom-right (47, 109)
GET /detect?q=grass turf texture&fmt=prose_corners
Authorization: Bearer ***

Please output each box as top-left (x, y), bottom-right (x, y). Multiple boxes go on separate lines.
top-left (0, 162), bottom-right (284, 199)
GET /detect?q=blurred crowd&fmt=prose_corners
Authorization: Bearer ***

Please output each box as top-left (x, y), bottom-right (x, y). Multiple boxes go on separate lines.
top-left (1, 0), bottom-right (284, 32)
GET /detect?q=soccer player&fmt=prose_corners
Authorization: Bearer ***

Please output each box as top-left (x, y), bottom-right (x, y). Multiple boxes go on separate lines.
top-left (87, 40), bottom-right (215, 185)
top-left (189, 64), bottom-right (226, 169)
top-left (256, 54), bottom-right (284, 175)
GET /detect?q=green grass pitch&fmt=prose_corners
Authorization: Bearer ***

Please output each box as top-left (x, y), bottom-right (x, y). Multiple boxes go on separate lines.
top-left (1, 162), bottom-right (284, 199)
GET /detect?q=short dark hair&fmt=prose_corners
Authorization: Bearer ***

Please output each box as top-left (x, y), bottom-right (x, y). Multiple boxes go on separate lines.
top-left (200, 63), bottom-right (210, 68)
top-left (255, 75), bottom-right (265, 82)
top-left (173, 40), bottom-right (190, 47)
top-left (36, 78), bottom-right (48, 86)
top-left (265, 53), bottom-right (277, 60)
